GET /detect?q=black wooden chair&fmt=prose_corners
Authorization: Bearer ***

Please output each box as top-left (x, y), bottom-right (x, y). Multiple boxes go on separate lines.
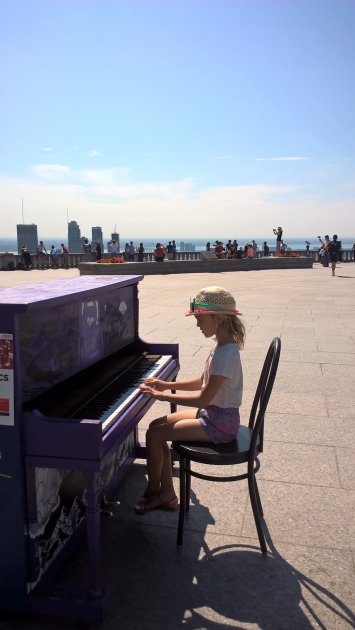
top-left (173, 336), bottom-right (281, 554)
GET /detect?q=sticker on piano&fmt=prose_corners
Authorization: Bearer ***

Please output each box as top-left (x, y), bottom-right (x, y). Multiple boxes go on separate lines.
top-left (0, 334), bottom-right (14, 426)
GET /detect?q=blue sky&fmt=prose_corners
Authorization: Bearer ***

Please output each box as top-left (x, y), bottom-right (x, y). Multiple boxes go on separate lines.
top-left (1, 0), bottom-right (354, 238)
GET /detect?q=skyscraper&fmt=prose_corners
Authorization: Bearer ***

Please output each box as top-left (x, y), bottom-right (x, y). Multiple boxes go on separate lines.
top-left (92, 226), bottom-right (103, 252)
top-left (16, 224), bottom-right (38, 253)
top-left (68, 220), bottom-right (82, 253)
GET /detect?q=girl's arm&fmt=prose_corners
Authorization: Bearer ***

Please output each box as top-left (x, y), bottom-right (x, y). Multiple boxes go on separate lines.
top-left (140, 374), bottom-right (226, 408)
top-left (142, 376), bottom-right (202, 391)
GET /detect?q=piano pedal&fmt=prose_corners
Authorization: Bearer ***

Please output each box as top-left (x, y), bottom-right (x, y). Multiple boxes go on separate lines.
top-left (100, 495), bottom-right (120, 518)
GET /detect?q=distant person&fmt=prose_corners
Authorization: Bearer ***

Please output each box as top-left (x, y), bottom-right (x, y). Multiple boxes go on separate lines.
top-left (352, 241), bottom-right (355, 262)
top-left (206, 242), bottom-right (211, 252)
top-left (124, 243), bottom-right (129, 261)
top-left (82, 238), bottom-right (92, 261)
top-left (225, 240), bottom-right (232, 257)
top-left (138, 242), bottom-right (145, 262)
top-left (166, 241), bottom-right (174, 260)
top-left (318, 235), bottom-right (330, 267)
top-left (60, 243), bottom-right (69, 268)
top-left (37, 240), bottom-right (47, 256)
top-left (247, 244), bottom-right (254, 258)
top-left (95, 243), bottom-right (102, 261)
top-left (252, 240), bottom-right (258, 257)
top-left (50, 245), bottom-right (59, 268)
top-left (327, 235), bottom-right (341, 276)
top-left (214, 241), bottom-right (224, 259)
top-left (273, 227), bottom-right (283, 254)
top-left (263, 241), bottom-right (269, 257)
top-left (236, 247), bottom-right (243, 259)
top-left (305, 241), bottom-right (310, 256)
top-left (154, 243), bottom-right (165, 262)
top-left (128, 241), bottom-right (135, 261)
top-left (110, 240), bottom-right (118, 254)
top-left (172, 240), bottom-right (177, 260)
top-left (227, 241), bottom-right (236, 259)
top-left (21, 245), bottom-right (32, 269)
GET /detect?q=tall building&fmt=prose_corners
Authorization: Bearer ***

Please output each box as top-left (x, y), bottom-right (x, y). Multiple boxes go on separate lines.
top-left (67, 221), bottom-right (82, 253)
top-left (92, 226), bottom-right (103, 252)
top-left (16, 224), bottom-right (38, 253)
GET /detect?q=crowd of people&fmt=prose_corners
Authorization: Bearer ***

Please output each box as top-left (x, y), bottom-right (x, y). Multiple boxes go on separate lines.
top-left (207, 239), bottom-right (272, 259)
top-left (17, 231), bottom-right (355, 271)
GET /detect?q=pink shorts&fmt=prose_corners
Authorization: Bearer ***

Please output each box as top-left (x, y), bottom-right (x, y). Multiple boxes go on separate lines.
top-left (197, 405), bottom-right (240, 444)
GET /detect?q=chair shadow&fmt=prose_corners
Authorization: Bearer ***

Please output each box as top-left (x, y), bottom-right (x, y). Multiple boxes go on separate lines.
top-left (95, 480), bottom-right (354, 630)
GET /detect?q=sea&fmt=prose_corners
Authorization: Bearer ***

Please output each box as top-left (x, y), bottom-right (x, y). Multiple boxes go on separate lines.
top-left (1, 236), bottom-right (354, 254)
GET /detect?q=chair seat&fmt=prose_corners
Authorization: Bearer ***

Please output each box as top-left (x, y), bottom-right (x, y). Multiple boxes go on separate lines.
top-left (173, 425), bottom-right (256, 465)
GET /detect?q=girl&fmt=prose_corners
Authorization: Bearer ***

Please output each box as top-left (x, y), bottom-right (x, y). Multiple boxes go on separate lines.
top-left (135, 285), bottom-right (245, 514)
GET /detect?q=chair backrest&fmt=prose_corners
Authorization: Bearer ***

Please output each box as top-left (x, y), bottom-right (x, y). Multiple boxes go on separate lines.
top-left (248, 337), bottom-right (281, 456)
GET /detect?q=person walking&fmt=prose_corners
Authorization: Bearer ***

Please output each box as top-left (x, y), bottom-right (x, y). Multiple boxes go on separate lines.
top-left (328, 235), bottom-right (341, 276)
top-left (134, 286), bottom-right (245, 513)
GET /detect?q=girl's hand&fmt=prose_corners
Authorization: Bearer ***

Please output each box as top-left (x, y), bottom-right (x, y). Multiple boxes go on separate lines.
top-left (142, 377), bottom-right (167, 391)
top-left (139, 383), bottom-right (167, 401)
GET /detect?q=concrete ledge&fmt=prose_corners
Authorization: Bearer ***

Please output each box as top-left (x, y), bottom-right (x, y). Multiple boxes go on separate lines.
top-left (79, 257), bottom-right (314, 276)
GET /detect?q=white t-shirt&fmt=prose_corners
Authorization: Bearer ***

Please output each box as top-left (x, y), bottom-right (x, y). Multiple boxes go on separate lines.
top-left (202, 343), bottom-right (243, 408)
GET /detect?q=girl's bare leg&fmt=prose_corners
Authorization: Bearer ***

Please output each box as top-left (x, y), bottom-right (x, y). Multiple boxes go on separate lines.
top-left (144, 410), bottom-right (197, 497)
top-left (145, 416), bottom-right (209, 505)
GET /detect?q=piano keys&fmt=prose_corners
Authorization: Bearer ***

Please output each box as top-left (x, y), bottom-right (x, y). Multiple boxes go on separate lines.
top-left (0, 275), bottom-right (179, 622)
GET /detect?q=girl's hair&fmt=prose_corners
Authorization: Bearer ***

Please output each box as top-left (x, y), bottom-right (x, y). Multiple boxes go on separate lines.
top-left (216, 313), bottom-right (245, 349)
top-left (194, 286), bottom-right (246, 349)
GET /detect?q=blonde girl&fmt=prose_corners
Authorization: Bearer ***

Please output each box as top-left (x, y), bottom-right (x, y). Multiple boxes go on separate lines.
top-left (135, 286), bottom-right (245, 514)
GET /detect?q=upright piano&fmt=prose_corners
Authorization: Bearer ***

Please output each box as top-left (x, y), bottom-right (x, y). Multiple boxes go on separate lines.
top-left (0, 275), bottom-right (179, 621)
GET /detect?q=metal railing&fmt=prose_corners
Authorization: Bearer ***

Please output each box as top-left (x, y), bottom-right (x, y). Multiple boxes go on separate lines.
top-left (1, 249), bottom-right (354, 270)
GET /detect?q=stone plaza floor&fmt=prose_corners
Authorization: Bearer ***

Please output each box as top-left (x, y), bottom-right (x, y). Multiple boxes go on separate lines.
top-left (0, 262), bottom-right (354, 629)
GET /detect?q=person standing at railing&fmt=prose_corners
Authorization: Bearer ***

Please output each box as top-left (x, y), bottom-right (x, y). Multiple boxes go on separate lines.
top-left (60, 243), bottom-right (69, 268)
top-left (21, 245), bottom-right (32, 269)
top-left (138, 243), bottom-right (145, 262)
top-left (263, 241), bottom-right (270, 257)
top-left (172, 240), bottom-right (177, 260)
top-left (95, 243), bottom-right (102, 261)
top-left (352, 241), bottom-right (355, 262)
top-left (273, 227), bottom-right (283, 254)
top-left (50, 245), bottom-right (59, 269)
top-left (82, 238), bottom-right (92, 261)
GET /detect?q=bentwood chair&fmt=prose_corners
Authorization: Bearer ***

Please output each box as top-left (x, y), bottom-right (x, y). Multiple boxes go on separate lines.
top-left (173, 336), bottom-right (281, 554)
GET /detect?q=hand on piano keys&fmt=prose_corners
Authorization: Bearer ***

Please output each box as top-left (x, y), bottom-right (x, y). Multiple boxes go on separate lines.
top-left (139, 378), bottom-right (169, 401)
top-left (141, 377), bottom-right (168, 391)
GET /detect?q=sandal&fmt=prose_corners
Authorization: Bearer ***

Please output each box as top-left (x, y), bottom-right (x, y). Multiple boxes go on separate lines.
top-left (134, 495), bottom-right (179, 514)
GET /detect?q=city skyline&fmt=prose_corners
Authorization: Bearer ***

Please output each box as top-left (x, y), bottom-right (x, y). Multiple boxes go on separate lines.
top-left (1, 1), bottom-right (354, 238)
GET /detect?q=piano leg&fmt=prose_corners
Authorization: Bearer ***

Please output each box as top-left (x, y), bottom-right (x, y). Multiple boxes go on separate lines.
top-left (83, 471), bottom-right (103, 596)
top-left (170, 388), bottom-right (177, 414)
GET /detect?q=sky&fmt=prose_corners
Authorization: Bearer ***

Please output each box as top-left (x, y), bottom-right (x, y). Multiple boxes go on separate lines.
top-left (1, 0), bottom-right (354, 239)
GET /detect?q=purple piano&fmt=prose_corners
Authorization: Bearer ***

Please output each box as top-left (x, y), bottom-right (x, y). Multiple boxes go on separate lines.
top-left (0, 275), bottom-right (179, 622)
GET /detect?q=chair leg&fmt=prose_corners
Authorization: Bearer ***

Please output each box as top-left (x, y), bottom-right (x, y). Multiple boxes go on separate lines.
top-left (248, 471), bottom-right (267, 555)
top-left (177, 456), bottom-right (186, 547)
top-left (254, 477), bottom-right (264, 519)
top-left (185, 459), bottom-right (191, 513)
